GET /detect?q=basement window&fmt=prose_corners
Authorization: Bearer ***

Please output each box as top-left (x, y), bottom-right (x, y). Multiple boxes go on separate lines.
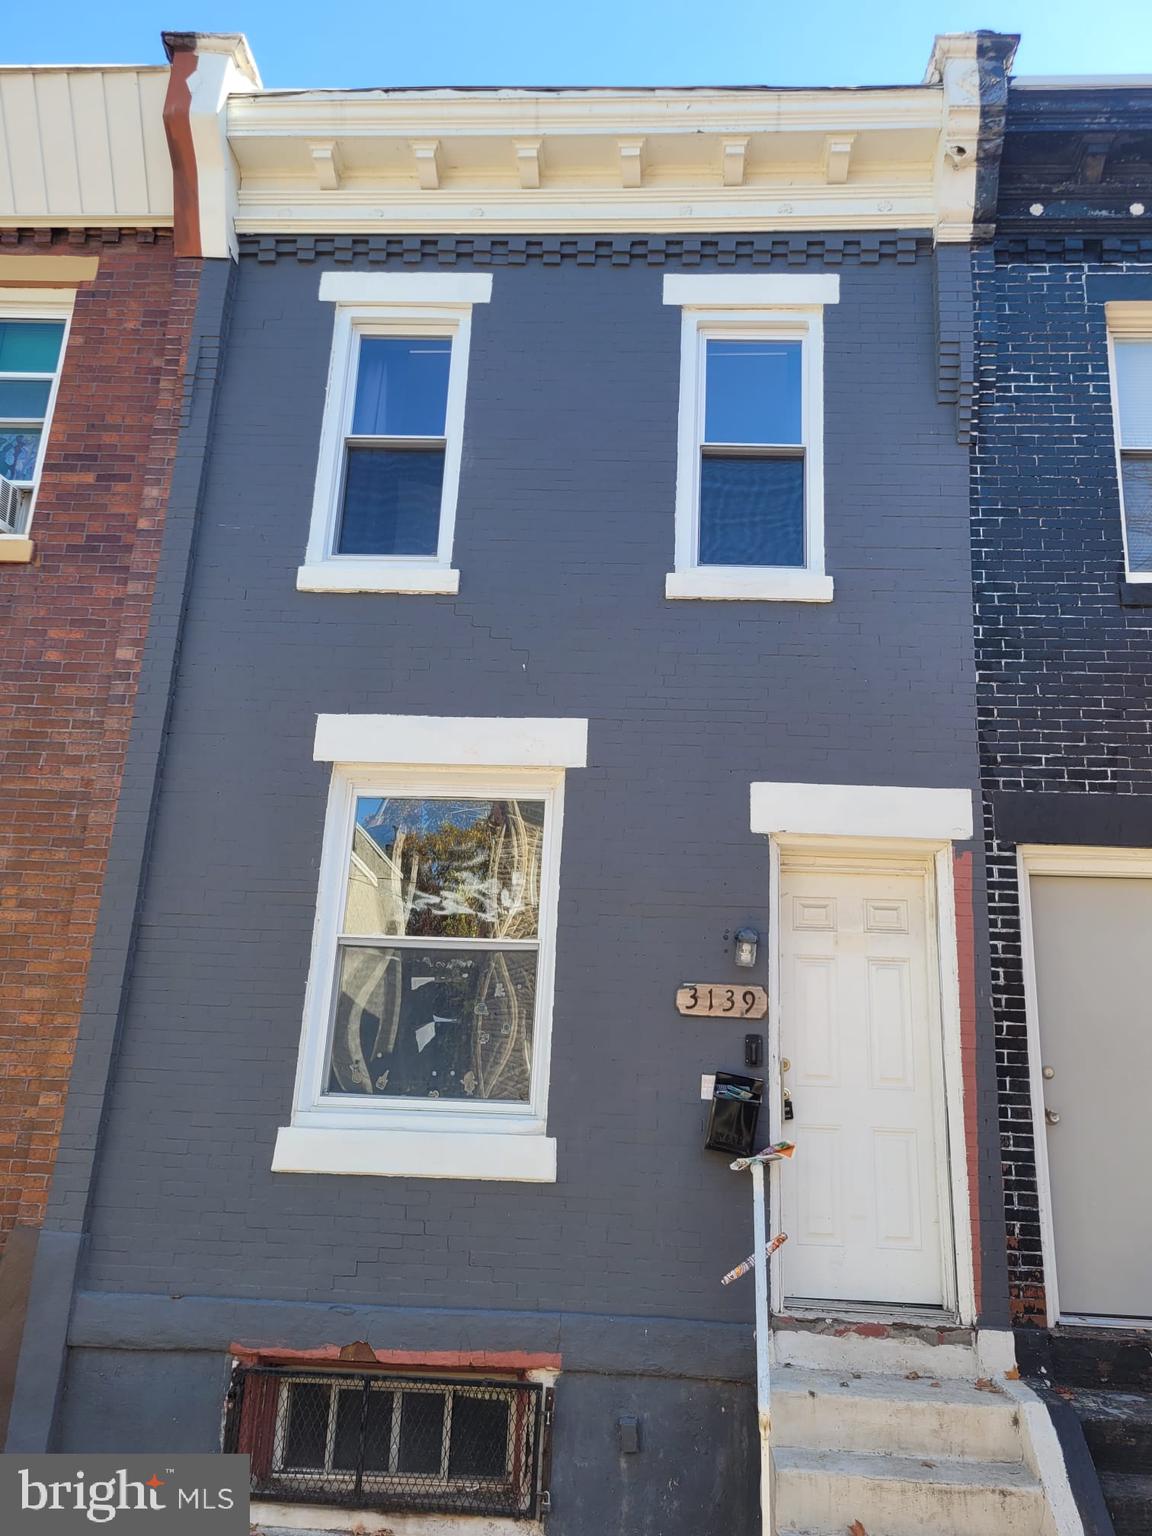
top-left (226, 1365), bottom-right (552, 1520)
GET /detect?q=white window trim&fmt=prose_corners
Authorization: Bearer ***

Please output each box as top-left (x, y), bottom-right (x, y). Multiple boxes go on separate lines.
top-left (663, 273), bottom-right (838, 603)
top-left (1105, 303), bottom-right (1152, 583)
top-left (273, 714), bottom-right (587, 1182)
top-left (0, 288), bottom-right (75, 558)
top-left (297, 272), bottom-right (493, 596)
top-left (750, 780), bottom-right (974, 842)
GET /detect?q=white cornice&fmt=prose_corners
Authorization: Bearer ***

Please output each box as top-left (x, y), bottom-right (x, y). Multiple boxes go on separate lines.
top-left (227, 86), bottom-right (943, 138)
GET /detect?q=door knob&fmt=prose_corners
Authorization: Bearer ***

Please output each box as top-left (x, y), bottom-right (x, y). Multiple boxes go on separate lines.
top-left (1045, 1108), bottom-right (1060, 1125)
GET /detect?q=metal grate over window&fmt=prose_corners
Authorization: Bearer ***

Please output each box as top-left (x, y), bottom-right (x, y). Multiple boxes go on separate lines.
top-left (224, 1366), bottom-right (552, 1519)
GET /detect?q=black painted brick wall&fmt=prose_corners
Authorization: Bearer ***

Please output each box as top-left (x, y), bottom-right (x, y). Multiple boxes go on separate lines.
top-left (972, 244), bottom-right (1152, 1324)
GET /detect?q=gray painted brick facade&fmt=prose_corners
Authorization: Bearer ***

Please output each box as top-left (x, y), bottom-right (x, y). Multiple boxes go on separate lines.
top-left (41, 240), bottom-right (1003, 1517)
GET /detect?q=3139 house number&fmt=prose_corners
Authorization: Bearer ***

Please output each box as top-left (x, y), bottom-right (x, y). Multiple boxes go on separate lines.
top-left (676, 984), bottom-right (768, 1019)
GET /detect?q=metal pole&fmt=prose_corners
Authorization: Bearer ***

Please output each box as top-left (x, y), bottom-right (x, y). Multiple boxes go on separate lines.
top-left (751, 1158), bottom-right (773, 1536)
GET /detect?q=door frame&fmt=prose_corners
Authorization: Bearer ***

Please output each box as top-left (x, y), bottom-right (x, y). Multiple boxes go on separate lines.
top-left (767, 834), bottom-right (975, 1326)
top-left (1017, 843), bottom-right (1152, 1329)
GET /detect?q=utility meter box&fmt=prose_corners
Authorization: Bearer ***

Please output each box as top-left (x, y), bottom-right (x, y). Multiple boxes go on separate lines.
top-left (705, 1070), bottom-right (764, 1157)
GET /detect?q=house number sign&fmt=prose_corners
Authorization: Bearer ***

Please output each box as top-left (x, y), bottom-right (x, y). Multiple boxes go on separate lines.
top-left (676, 984), bottom-right (768, 1019)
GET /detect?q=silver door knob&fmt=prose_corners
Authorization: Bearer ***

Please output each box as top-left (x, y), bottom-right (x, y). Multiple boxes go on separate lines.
top-left (1045, 1108), bottom-right (1060, 1125)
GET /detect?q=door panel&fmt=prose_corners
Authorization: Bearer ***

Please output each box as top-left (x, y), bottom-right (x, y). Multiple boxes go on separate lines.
top-left (780, 866), bottom-right (946, 1307)
top-left (1029, 875), bottom-right (1152, 1320)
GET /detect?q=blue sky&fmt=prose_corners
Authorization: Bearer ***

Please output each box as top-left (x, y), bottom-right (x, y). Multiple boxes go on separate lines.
top-left (4, 1), bottom-right (1151, 87)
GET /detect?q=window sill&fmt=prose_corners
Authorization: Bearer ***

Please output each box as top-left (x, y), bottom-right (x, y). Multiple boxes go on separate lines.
top-left (272, 1125), bottom-right (557, 1182)
top-left (296, 561), bottom-right (460, 595)
top-left (0, 536), bottom-right (34, 564)
top-left (1120, 577), bottom-right (1152, 607)
top-left (665, 567), bottom-right (834, 603)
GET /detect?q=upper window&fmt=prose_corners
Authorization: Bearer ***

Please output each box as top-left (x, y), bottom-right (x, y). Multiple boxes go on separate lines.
top-left (663, 274), bottom-right (838, 603)
top-left (299, 272), bottom-right (493, 595)
top-left (1112, 335), bottom-right (1152, 578)
top-left (273, 714), bottom-right (587, 1183)
top-left (0, 313), bottom-right (69, 539)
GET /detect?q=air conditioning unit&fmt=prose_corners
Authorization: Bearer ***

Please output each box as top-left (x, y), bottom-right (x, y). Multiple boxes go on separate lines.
top-left (0, 474), bottom-right (29, 535)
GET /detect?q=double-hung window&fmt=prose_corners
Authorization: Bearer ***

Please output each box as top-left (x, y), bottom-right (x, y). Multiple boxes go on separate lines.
top-left (1109, 314), bottom-right (1152, 579)
top-left (273, 714), bottom-right (588, 1183)
top-left (0, 304), bottom-right (70, 543)
top-left (298, 273), bottom-right (492, 595)
top-left (664, 274), bottom-right (838, 602)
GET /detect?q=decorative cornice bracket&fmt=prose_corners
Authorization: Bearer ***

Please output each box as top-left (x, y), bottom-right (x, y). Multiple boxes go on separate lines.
top-left (513, 138), bottom-right (543, 189)
top-left (720, 138), bottom-right (748, 188)
top-left (308, 140), bottom-right (343, 191)
top-left (823, 134), bottom-right (855, 185)
top-left (410, 139), bottom-right (442, 191)
top-left (617, 137), bottom-right (645, 190)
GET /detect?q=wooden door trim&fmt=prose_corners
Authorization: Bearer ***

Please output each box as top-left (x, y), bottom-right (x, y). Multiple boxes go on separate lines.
top-left (767, 835), bottom-right (973, 1325)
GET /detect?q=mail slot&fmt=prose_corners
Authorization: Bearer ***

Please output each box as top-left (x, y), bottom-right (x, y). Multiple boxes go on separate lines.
top-left (705, 1070), bottom-right (764, 1157)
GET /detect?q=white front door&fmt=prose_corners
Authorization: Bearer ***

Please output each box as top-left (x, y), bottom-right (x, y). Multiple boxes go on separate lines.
top-left (779, 862), bottom-right (948, 1308)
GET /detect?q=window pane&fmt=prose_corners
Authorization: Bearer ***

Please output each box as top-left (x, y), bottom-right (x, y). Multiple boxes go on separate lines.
top-left (449, 1393), bottom-right (509, 1479)
top-left (328, 945), bottom-right (538, 1103)
top-left (1123, 456), bottom-right (1152, 572)
top-left (699, 453), bottom-right (805, 567)
top-left (0, 379), bottom-right (52, 419)
top-left (337, 445), bottom-right (444, 556)
top-left (345, 797), bottom-right (544, 940)
top-left (0, 320), bottom-right (64, 374)
top-left (283, 1382), bottom-right (330, 1469)
top-left (352, 337), bottom-right (451, 437)
top-left (332, 1388), bottom-right (363, 1472)
top-left (1115, 340), bottom-right (1152, 448)
top-left (704, 339), bottom-right (802, 445)
top-left (0, 428), bottom-right (41, 483)
top-left (398, 1392), bottom-right (445, 1475)
top-left (331, 1386), bottom-right (395, 1473)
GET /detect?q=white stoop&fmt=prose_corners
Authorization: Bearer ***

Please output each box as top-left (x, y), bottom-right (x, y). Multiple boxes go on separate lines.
top-left (770, 1330), bottom-right (1080, 1536)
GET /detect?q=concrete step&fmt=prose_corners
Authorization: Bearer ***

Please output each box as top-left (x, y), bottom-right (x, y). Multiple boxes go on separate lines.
top-left (1071, 1386), bottom-right (1152, 1474)
top-left (774, 1447), bottom-right (1048, 1536)
top-left (771, 1324), bottom-right (983, 1379)
top-left (1101, 1470), bottom-right (1152, 1536)
top-left (771, 1367), bottom-right (1023, 1462)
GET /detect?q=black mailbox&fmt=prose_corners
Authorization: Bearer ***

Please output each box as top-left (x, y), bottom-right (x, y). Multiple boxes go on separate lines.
top-left (705, 1070), bottom-right (764, 1157)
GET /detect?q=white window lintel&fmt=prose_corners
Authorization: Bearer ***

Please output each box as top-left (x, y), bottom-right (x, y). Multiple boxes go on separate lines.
top-left (663, 273), bottom-right (840, 308)
top-left (750, 781), bottom-right (974, 841)
top-left (319, 271), bottom-right (493, 307)
top-left (313, 714), bottom-right (589, 767)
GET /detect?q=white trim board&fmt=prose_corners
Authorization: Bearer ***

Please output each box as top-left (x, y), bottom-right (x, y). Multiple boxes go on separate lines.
top-left (662, 273), bottom-right (840, 308)
top-left (272, 1127), bottom-right (557, 1183)
top-left (313, 715), bottom-right (589, 767)
top-left (751, 782), bottom-right (973, 841)
top-left (318, 271), bottom-right (493, 306)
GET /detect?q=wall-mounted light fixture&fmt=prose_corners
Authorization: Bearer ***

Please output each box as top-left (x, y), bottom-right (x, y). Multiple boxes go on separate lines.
top-left (734, 927), bottom-right (759, 968)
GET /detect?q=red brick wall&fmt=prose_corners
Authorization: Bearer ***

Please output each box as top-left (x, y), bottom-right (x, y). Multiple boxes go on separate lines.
top-left (0, 231), bottom-right (198, 1247)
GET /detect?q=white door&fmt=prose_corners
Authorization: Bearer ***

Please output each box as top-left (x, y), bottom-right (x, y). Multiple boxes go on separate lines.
top-left (780, 863), bottom-right (948, 1307)
top-left (1028, 874), bottom-right (1152, 1322)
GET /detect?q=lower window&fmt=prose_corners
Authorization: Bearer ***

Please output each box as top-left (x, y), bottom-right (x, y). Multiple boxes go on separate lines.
top-left (227, 1366), bottom-right (552, 1519)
